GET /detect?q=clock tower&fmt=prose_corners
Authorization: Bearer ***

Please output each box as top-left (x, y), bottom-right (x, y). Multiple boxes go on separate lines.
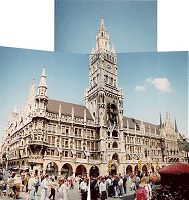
top-left (85, 16), bottom-right (124, 162)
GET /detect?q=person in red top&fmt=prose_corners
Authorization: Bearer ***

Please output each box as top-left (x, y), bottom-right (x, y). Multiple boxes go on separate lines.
top-left (134, 177), bottom-right (148, 200)
top-left (70, 177), bottom-right (74, 189)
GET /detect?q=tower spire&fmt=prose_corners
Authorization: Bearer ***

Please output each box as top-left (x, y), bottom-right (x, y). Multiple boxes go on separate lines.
top-left (95, 16), bottom-right (110, 52)
top-left (37, 65), bottom-right (47, 96)
top-left (100, 15), bottom-right (105, 29)
top-left (39, 65), bottom-right (47, 88)
top-left (160, 112), bottom-right (162, 129)
top-left (30, 79), bottom-right (35, 94)
top-left (175, 118), bottom-right (178, 132)
top-left (112, 44), bottom-right (115, 53)
top-left (13, 105), bottom-right (17, 113)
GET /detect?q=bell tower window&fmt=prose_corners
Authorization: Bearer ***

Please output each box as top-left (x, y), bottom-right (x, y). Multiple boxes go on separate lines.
top-left (112, 130), bottom-right (118, 138)
top-left (113, 142), bottom-right (118, 148)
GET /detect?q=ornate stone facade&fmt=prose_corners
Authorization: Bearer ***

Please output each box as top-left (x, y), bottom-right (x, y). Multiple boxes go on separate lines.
top-left (1, 17), bottom-right (187, 177)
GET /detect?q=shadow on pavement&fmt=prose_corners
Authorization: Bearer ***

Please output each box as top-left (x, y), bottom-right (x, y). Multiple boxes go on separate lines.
top-left (120, 194), bottom-right (135, 200)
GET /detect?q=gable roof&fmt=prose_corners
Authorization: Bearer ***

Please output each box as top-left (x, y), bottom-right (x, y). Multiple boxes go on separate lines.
top-left (123, 116), bottom-right (160, 133)
top-left (46, 99), bottom-right (93, 120)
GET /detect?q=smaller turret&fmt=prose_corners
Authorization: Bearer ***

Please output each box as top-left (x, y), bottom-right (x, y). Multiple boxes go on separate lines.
top-left (35, 66), bottom-right (48, 113)
top-left (37, 65), bottom-right (47, 96)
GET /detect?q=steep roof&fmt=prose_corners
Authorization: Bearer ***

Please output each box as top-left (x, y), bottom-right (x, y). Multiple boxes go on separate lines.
top-left (123, 116), bottom-right (160, 133)
top-left (46, 99), bottom-right (93, 120)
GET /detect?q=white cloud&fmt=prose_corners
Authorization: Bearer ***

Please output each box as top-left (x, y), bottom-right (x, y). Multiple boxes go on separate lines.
top-left (146, 77), bottom-right (153, 83)
top-left (146, 77), bottom-right (171, 92)
top-left (135, 86), bottom-right (146, 92)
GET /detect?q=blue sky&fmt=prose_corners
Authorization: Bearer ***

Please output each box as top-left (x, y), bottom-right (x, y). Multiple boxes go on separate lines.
top-left (0, 47), bottom-right (188, 141)
top-left (55, 0), bottom-right (157, 54)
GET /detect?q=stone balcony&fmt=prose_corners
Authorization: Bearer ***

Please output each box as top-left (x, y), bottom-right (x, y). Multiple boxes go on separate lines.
top-left (28, 140), bottom-right (49, 146)
top-left (28, 155), bottom-right (43, 164)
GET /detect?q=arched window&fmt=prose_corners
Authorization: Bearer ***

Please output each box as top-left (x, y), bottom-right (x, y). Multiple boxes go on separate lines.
top-left (113, 142), bottom-right (118, 148)
top-left (112, 130), bottom-right (118, 137)
top-left (112, 153), bottom-right (118, 161)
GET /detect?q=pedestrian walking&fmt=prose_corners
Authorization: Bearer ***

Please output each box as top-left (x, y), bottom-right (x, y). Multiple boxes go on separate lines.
top-left (35, 176), bottom-right (40, 195)
top-left (113, 176), bottom-right (119, 198)
top-left (58, 176), bottom-right (68, 200)
top-left (80, 178), bottom-right (88, 200)
top-left (135, 174), bottom-right (141, 190)
top-left (145, 179), bottom-right (152, 200)
top-left (134, 177), bottom-right (148, 200)
top-left (99, 178), bottom-right (107, 200)
top-left (8, 173), bottom-right (15, 197)
top-left (27, 174), bottom-right (37, 200)
top-left (24, 173), bottom-right (30, 193)
top-left (118, 176), bottom-right (123, 197)
top-left (48, 178), bottom-right (57, 200)
top-left (123, 175), bottom-right (127, 194)
top-left (70, 177), bottom-right (74, 189)
top-left (40, 174), bottom-right (49, 200)
top-left (105, 176), bottom-right (110, 199)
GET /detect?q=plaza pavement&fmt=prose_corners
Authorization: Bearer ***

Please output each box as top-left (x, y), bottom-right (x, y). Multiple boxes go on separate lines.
top-left (0, 179), bottom-right (135, 200)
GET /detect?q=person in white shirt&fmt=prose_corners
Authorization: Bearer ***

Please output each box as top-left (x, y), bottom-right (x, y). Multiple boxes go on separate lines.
top-left (58, 176), bottom-right (68, 200)
top-left (99, 178), bottom-right (107, 200)
top-left (80, 178), bottom-right (88, 200)
top-left (145, 181), bottom-right (152, 200)
top-left (118, 176), bottom-right (123, 197)
top-left (27, 174), bottom-right (37, 200)
top-left (40, 174), bottom-right (49, 200)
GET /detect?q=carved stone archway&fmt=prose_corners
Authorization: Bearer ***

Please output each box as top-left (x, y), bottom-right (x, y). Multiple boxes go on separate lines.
top-left (61, 163), bottom-right (73, 177)
top-left (46, 162), bottom-right (58, 176)
top-left (75, 164), bottom-right (87, 177)
top-left (89, 165), bottom-right (99, 177)
top-left (126, 165), bottom-right (132, 175)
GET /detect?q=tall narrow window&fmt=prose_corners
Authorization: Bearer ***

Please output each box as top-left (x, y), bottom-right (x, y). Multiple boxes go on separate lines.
top-left (75, 128), bottom-right (78, 135)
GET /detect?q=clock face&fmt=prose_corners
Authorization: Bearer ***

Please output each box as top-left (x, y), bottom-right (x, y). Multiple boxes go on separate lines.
top-left (107, 101), bottom-right (117, 126)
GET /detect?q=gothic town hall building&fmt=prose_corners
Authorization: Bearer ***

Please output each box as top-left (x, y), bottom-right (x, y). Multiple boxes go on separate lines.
top-left (1, 17), bottom-right (187, 177)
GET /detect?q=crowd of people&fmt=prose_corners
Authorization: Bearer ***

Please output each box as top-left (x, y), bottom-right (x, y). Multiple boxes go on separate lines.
top-left (77, 172), bottom-right (162, 200)
top-left (0, 170), bottom-right (75, 199)
top-left (78, 174), bottom-right (128, 200)
top-left (0, 170), bottom-right (157, 200)
top-left (1, 169), bottom-right (187, 200)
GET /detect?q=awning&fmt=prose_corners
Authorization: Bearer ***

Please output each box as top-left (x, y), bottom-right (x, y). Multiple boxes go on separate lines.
top-left (158, 163), bottom-right (189, 174)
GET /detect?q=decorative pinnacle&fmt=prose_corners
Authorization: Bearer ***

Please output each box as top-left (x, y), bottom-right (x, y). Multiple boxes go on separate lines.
top-left (100, 15), bottom-right (104, 29)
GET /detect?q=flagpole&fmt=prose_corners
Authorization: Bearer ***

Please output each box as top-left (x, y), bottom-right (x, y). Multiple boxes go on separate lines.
top-left (87, 177), bottom-right (90, 200)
